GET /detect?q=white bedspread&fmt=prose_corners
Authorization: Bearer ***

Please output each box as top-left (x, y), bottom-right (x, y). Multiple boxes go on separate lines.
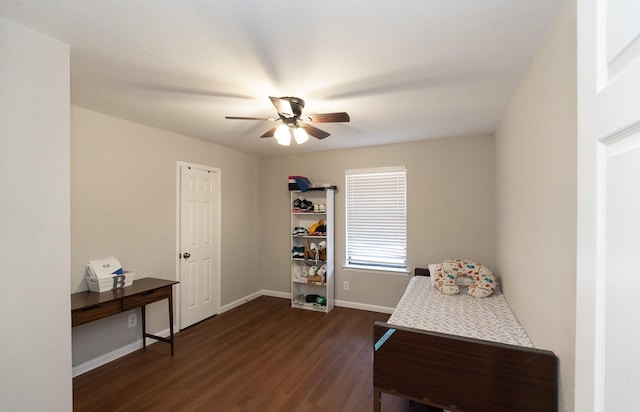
top-left (387, 276), bottom-right (533, 347)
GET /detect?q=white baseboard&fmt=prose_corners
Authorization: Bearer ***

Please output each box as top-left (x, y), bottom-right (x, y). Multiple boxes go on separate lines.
top-left (335, 299), bottom-right (394, 314)
top-left (261, 289), bottom-right (291, 299)
top-left (72, 328), bottom-right (170, 377)
top-left (261, 290), bottom-right (392, 314)
top-left (226, 290), bottom-right (393, 314)
top-left (74, 291), bottom-right (393, 376)
top-left (219, 290), bottom-right (263, 313)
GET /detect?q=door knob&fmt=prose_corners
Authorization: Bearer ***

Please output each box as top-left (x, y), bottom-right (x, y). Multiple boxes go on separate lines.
top-left (183, 252), bottom-right (191, 259)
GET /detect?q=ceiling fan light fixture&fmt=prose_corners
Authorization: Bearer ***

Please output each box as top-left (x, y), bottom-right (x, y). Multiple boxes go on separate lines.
top-left (226, 96), bottom-right (349, 144)
top-left (275, 124), bottom-right (291, 146)
top-left (293, 127), bottom-right (309, 144)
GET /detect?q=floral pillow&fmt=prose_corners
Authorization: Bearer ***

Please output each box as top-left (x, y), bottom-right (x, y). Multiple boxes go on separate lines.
top-left (432, 258), bottom-right (498, 298)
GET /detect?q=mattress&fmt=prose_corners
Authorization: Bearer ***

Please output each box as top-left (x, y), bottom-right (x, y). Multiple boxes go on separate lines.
top-left (387, 276), bottom-right (533, 347)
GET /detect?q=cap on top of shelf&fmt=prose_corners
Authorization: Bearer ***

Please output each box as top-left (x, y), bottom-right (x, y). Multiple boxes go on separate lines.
top-left (289, 175), bottom-right (337, 191)
top-left (288, 175), bottom-right (311, 191)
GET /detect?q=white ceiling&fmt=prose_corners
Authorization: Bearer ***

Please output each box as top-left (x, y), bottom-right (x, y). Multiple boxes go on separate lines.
top-left (1, 1), bottom-right (564, 158)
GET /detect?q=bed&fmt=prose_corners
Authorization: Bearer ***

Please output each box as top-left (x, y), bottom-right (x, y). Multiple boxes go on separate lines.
top-left (373, 267), bottom-right (558, 412)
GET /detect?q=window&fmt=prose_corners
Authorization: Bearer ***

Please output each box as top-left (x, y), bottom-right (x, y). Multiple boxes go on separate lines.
top-left (345, 166), bottom-right (407, 272)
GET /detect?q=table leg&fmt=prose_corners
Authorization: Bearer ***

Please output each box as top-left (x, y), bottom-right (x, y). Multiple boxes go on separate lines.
top-left (168, 287), bottom-right (174, 356)
top-left (141, 306), bottom-right (146, 349)
top-left (138, 286), bottom-right (174, 356)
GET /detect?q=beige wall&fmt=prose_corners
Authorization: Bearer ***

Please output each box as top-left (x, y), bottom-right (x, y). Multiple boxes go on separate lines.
top-left (494, 1), bottom-right (577, 410)
top-left (260, 134), bottom-right (496, 309)
top-left (0, 17), bottom-right (72, 411)
top-left (71, 107), bottom-right (262, 365)
top-left (70, 109), bottom-right (495, 366)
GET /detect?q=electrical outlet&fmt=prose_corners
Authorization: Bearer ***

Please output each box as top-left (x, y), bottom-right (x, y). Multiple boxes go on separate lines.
top-left (343, 281), bottom-right (350, 291)
top-left (128, 314), bottom-right (137, 328)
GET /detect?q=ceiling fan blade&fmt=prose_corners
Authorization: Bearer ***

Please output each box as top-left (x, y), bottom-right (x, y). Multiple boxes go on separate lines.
top-left (303, 124), bottom-right (331, 140)
top-left (269, 96), bottom-right (294, 118)
top-left (260, 127), bottom-right (278, 138)
top-left (306, 112), bottom-right (350, 123)
top-left (225, 116), bottom-right (273, 121)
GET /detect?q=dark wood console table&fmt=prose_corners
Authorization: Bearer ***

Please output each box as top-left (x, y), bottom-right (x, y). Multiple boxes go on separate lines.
top-left (71, 277), bottom-right (179, 356)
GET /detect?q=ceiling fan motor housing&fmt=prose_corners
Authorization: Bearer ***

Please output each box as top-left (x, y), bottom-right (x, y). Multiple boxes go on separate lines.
top-left (280, 96), bottom-right (305, 117)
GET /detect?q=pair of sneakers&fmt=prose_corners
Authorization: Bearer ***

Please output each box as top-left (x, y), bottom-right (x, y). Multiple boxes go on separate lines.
top-left (314, 204), bottom-right (326, 213)
top-left (292, 226), bottom-right (309, 236)
top-left (293, 198), bottom-right (314, 212)
top-left (308, 264), bottom-right (327, 277)
top-left (292, 246), bottom-right (305, 258)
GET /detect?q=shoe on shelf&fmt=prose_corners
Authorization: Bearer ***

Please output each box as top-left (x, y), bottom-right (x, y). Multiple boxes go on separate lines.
top-left (317, 204), bottom-right (326, 213)
top-left (308, 220), bottom-right (324, 234)
top-left (303, 239), bottom-right (315, 260)
top-left (305, 243), bottom-right (317, 260)
top-left (317, 264), bottom-right (327, 276)
top-left (293, 198), bottom-right (303, 210)
top-left (292, 246), bottom-right (305, 258)
top-left (301, 199), bottom-right (314, 211)
top-left (292, 226), bottom-right (309, 236)
top-left (293, 265), bottom-right (306, 281)
top-left (313, 224), bottom-right (326, 235)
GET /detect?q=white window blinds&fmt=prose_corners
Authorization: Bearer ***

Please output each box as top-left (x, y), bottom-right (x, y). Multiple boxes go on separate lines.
top-left (345, 167), bottom-right (407, 271)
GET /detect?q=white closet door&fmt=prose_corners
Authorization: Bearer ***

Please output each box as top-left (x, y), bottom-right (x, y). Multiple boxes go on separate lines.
top-left (179, 165), bottom-right (220, 328)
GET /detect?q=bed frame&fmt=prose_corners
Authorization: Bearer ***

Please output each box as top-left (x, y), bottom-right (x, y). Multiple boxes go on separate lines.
top-left (373, 269), bottom-right (558, 412)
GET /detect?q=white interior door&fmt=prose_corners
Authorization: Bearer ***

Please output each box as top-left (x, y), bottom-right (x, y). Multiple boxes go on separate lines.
top-left (576, 1), bottom-right (640, 410)
top-left (179, 165), bottom-right (220, 328)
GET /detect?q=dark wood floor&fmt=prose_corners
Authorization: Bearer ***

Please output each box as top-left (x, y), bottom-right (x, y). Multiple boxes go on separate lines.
top-left (73, 296), bottom-right (438, 411)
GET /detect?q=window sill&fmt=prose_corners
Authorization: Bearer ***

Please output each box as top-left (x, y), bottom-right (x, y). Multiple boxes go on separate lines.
top-left (342, 265), bottom-right (409, 276)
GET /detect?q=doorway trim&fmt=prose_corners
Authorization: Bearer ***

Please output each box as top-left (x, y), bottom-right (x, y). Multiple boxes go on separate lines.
top-left (175, 161), bottom-right (222, 331)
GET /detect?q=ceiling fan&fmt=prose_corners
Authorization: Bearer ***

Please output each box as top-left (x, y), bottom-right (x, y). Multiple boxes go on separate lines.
top-left (225, 96), bottom-right (350, 145)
